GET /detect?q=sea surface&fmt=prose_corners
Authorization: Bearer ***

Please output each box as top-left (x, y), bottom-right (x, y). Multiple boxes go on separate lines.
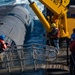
top-left (22, 4), bottom-right (47, 75)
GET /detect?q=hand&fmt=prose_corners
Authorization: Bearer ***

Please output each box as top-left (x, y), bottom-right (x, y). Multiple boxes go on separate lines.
top-left (5, 43), bottom-right (10, 47)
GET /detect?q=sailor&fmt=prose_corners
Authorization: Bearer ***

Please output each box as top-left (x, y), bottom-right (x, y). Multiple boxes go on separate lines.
top-left (70, 28), bottom-right (75, 74)
top-left (51, 22), bottom-right (59, 49)
top-left (0, 34), bottom-right (10, 69)
top-left (0, 34), bottom-right (7, 53)
top-left (47, 22), bottom-right (59, 48)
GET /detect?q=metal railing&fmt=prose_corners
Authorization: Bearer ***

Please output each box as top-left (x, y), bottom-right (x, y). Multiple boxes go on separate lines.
top-left (0, 44), bottom-right (58, 73)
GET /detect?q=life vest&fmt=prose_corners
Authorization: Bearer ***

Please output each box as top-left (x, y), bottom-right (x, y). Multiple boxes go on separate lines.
top-left (52, 28), bottom-right (59, 38)
top-left (49, 27), bottom-right (59, 38)
top-left (0, 39), bottom-right (7, 51)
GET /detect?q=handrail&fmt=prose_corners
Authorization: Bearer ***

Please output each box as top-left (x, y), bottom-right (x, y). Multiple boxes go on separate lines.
top-left (0, 43), bottom-right (69, 74)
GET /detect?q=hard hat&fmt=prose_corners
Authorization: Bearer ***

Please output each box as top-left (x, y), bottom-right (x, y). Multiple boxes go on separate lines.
top-left (0, 34), bottom-right (5, 40)
top-left (51, 23), bottom-right (56, 27)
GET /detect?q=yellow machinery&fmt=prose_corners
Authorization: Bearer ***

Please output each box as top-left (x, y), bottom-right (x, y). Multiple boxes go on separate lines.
top-left (28, 0), bottom-right (70, 38)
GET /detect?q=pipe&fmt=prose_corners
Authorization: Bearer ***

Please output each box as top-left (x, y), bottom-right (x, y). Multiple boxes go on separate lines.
top-left (29, 2), bottom-right (50, 32)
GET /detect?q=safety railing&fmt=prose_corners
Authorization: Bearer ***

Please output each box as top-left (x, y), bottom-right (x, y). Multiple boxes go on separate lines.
top-left (0, 40), bottom-right (70, 74)
top-left (0, 43), bottom-right (58, 73)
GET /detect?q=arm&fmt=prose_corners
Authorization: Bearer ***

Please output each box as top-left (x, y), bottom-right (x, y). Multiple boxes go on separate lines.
top-left (2, 41), bottom-right (7, 50)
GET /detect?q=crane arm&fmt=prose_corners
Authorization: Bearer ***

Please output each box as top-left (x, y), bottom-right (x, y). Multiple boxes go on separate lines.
top-left (28, 1), bottom-right (50, 32)
top-left (39, 0), bottom-right (68, 16)
top-left (28, 0), bottom-right (70, 37)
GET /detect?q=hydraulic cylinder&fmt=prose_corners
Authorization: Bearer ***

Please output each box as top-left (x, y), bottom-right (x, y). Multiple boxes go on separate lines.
top-left (29, 2), bottom-right (50, 32)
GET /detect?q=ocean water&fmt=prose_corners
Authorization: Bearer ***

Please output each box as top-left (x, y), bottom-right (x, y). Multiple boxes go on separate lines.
top-left (23, 19), bottom-right (46, 75)
top-left (0, 0), bottom-right (15, 6)
top-left (23, 3), bottom-right (46, 75)
top-left (18, 1), bottom-right (46, 75)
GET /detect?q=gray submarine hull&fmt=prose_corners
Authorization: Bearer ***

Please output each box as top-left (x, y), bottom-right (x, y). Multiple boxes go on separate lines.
top-left (0, 5), bottom-right (31, 46)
